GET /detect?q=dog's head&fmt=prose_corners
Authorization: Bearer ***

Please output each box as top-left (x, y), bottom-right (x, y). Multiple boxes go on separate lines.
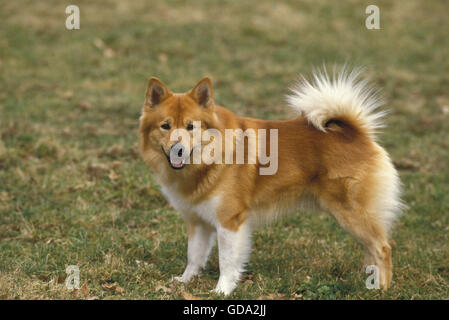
top-left (139, 77), bottom-right (218, 171)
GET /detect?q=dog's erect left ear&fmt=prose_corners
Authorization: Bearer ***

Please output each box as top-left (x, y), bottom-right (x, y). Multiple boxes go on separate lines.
top-left (189, 77), bottom-right (214, 108)
top-left (145, 77), bottom-right (171, 108)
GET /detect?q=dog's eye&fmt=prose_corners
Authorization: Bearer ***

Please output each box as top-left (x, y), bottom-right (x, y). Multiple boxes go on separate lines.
top-left (160, 123), bottom-right (171, 130)
top-left (186, 124), bottom-right (194, 131)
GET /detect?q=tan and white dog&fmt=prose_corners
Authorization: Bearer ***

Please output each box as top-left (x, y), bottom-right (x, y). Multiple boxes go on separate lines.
top-left (139, 68), bottom-right (403, 295)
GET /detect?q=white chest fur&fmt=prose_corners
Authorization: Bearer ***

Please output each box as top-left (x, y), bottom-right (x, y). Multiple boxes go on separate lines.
top-left (160, 183), bottom-right (221, 227)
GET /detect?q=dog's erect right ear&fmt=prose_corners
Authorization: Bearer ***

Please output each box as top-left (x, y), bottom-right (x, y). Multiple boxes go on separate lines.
top-left (189, 77), bottom-right (214, 108)
top-left (144, 77), bottom-right (171, 108)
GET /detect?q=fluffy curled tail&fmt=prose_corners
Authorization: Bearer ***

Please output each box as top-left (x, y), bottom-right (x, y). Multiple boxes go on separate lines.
top-left (286, 67), bottom-right (386, 137)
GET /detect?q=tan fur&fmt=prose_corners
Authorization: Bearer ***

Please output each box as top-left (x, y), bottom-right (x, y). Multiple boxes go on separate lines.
top-left (140, 76), bottom-right (399, 290)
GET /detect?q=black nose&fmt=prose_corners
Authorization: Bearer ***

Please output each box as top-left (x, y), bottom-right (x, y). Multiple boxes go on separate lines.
top-left (170, 144), bottom-right (184, 158)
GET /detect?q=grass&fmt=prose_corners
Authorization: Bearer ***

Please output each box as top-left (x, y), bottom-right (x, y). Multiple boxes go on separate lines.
top-left (0, 0), bottom-right (448, 299)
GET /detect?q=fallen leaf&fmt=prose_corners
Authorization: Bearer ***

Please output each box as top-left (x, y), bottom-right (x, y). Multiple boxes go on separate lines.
top-left (56, 276), bottom-right (64, 284)
top-left (0, 140), bottom-right (5, 156)
top-left (93, 38), bottom-right (105, 49)
top-left (442, 106), bottom-right (449, 115)
top-left (108, 170), bottom-right (118, 180)
top-left (155, 285), bottom-right (172, 293)
top-left (158, 53), bottom-right (168, 63)
top-left (102, 282), bottom-right (125, 295)
top-left (181, 291), bottom-right (202, 300)
top-left (104, 48), bottom-right (115, 58)
top-left (393, 159), bottom-right (419, 171)
top-left (0, 191), bottom-right (10, 202)
top-left (87, 163), bottom-right (109, 179)
top-left (61, 91), bottom-right (73, 99)
top-left (77, 101), bottom-right (92, 111)
top-left (110, 160), bottom-right (123, 169)
top-left (81, 283), bottom-right (90, 296)
top-left (267, 293), bottom-right (286, 300)
top-left (38, 275), bottom-right (50, 282)
top-left (73, 284), bottom-right (90, 298)
top-left (102, 283), bottom-right (116, 291)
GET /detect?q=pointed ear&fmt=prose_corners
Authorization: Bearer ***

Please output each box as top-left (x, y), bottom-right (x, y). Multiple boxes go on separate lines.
top-left (145, 77), bottom-right (171, 108)
top-left (189, 77), bottom-right (214, 108)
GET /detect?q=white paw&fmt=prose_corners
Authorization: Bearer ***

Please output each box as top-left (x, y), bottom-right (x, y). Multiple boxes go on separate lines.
top-left (172, 275), bottom-right (189, 283)
top-left (172, 266), bottom-right (201, 284)
top-left (212, 278), bottom-right (237, 296)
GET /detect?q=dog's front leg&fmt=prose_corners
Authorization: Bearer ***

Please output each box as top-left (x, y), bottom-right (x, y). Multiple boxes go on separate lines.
top-left (174, 218), bottom-right (216, 283)
top-left (213, 221), bottom-right (251, 295)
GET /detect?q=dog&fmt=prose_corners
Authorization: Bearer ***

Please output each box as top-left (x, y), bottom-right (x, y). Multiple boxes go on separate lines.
top-left (139, 67), bottom-right (403, 295)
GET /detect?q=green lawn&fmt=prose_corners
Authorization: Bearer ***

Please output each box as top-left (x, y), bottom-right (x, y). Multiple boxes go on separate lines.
top-left (0, 0), bottom-right (448, 299)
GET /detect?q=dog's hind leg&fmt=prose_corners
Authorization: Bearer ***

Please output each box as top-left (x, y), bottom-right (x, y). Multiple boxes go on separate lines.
top-left (174, 217), bottom-right (216, 283)
top-left (326, 202), bottom-right (392, 289)
top-left (318, 178), bottom-right (395, 290)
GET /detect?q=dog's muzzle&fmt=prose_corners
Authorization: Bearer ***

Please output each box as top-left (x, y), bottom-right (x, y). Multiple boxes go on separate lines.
top-left (163, 144), bottom-right (187, 170)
